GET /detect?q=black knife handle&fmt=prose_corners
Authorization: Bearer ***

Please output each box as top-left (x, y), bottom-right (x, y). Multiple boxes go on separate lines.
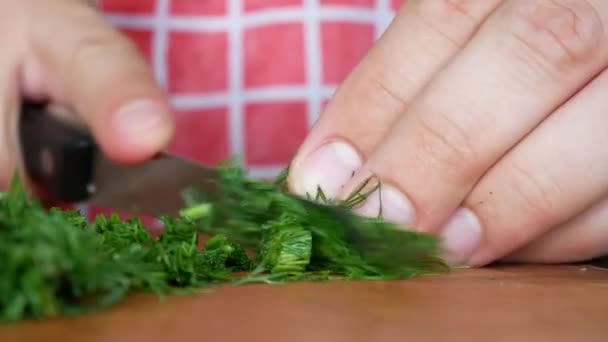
top-left (18, 101), bottom-right (97, 203)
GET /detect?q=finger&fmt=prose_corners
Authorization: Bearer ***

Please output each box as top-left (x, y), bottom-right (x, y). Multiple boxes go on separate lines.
top-left (0, 53), bottom-right (20, 188)
top-left (23, 0), bottom-right (174, 164)
top-left (288, 0), bottom-right (504, 198)
top-left (338, 0), bottom-right (608, 233)
top-left (449, 65), bottom-right (608, 266)
top-left (503, 196), bottom-right (608, 264)
top-left (0, 0), bottom-right (26, 188)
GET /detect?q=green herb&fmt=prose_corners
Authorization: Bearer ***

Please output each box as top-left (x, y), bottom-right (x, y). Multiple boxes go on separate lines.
top-left (0, 158), bottom-right (448, 322)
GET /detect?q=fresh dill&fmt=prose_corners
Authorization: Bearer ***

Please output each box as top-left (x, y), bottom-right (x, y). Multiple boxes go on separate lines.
top-left (0, 158), bottom-right (448, 322)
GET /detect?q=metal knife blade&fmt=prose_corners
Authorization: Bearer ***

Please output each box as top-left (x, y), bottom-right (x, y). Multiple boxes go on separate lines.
top-left (89, 151), bottom-right (219, 217)
top-left (18, 101), bottom-right (219, 217)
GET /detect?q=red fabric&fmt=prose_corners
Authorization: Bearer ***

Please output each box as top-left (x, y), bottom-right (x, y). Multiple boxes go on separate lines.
top-left (100, 0), bottom-right (156, 13)
top-left (244, 101), bottom-right (309, 165)
top-left (169, 107), bottom-right (231, 165)
top-left (244, 23), bottom-right (306, 87)
top-left (171, 0), bottom-right (227, 15)
top-left (91, 0), bottom-right (405, 224)
top-left (168, 31), bottom-right (229, 93)
top-left (245, 0), bottom-right (303, 12)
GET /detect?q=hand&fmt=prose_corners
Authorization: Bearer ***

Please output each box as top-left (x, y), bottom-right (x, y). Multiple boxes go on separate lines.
top-left (0, 0), bottom-right (174, 188)
top-left (288, 0), bottom-right (608, 266)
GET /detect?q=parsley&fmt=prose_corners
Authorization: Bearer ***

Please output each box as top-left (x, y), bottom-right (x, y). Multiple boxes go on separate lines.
top-left (0, 158), bottom-right (448, 322)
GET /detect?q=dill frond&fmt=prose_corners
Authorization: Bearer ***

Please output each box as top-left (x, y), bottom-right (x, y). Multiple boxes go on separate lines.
top-left (0, 158), bottom-right (448, 322)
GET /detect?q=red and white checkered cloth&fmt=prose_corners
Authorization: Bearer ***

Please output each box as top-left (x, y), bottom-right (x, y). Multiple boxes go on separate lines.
top-left (88, 0), bottom-right (405, 223)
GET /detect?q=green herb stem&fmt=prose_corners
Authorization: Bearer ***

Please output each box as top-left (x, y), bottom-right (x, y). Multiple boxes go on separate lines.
top-left (0, 158), bottom-right (448, 322)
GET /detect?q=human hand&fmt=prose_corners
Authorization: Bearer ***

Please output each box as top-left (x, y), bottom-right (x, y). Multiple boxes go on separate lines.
top-left (0, 0), bottom-right (173, 189)
top-left (288, 0), bottom-right (608, 266)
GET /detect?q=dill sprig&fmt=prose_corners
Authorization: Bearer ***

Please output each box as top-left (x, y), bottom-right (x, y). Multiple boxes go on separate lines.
top-left (0, 158), bottom-right (448, 322)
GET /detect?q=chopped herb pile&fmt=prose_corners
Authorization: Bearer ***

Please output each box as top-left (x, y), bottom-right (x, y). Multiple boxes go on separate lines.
top-left (0, 159), bottom-right (448, 322)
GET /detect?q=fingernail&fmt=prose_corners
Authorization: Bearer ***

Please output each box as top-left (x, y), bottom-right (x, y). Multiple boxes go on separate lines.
top-left (354, 184), bottom-right (416, 226)
top-left (291, 141), bottom-right (362, 199)
top-left (439, 207), bottom-right (482, 266)
top-left (112, 100), bottom-right (172, 149)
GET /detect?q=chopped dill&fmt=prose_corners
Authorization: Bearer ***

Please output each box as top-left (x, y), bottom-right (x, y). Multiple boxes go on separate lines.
top-left (0, 158), bottom-right (448, 322)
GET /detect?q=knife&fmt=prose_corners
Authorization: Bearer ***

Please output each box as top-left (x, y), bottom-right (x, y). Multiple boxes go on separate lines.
top-left (17, 101), bottom-right (448, 272)
top-left (18, 101), bottom-right (220, 217)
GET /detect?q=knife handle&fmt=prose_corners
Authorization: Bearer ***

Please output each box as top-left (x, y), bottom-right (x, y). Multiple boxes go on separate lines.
top-left (18, 101), bottom-right (97, 203)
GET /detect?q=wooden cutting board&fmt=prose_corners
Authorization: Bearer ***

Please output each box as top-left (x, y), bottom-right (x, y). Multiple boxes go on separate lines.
top-left (1, 264), bottom-right (607, 342)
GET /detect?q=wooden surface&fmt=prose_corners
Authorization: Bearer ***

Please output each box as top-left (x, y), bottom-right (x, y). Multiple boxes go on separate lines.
top-left (1, 264), bottom-right (608, 342)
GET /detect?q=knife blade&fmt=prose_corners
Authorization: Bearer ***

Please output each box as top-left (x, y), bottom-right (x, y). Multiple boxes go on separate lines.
top-left (18, 101), bottom-right (220, 217)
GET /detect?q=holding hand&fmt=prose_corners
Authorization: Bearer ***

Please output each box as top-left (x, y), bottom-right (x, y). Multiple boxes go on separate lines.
top-left (288, 0), bottom-right (608, 266)
top-left (0, 0), bottom-right (174, 187)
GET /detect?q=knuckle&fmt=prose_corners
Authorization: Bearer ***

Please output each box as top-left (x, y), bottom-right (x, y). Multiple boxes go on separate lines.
top-left (64, 31), bottom-right (147, 92)
top-left (66, 29), bottom-right (147, 83)
top-left (70, 29), bottom-right (139, 67)
top-left (414, 111), bottom-right (478, 180)
top-left (414, 0), bottom-right (483, 46)
top-left (509, 160), bottom-right (562, 223)
top-left (418, 0), bottom-right (478, 20)
top-left (80, 35), bottom-right (136, 60)
top-left (505, 0), bottom-right (604, 68)
top-left (368, 72), bottom-right (410, 108)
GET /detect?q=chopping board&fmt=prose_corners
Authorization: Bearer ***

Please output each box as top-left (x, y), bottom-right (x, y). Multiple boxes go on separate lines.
top-left (1, 264), bottom-right (607, 342)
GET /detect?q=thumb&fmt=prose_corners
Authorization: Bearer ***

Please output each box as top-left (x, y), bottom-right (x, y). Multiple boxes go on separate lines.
top-left (23, 1), bottom-right (174, 164)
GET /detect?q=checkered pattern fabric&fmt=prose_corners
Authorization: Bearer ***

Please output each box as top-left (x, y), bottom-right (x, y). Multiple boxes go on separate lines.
top-left (88, 0), bottom-right (405, 224)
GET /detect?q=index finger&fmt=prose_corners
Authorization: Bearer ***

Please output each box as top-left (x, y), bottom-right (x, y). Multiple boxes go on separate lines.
top-left (288, 0), bottom-right (503, 199)
top-left (338, 0), bottom-right (608, 264)
top-left (26, 0), bottom-right (174, 163)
